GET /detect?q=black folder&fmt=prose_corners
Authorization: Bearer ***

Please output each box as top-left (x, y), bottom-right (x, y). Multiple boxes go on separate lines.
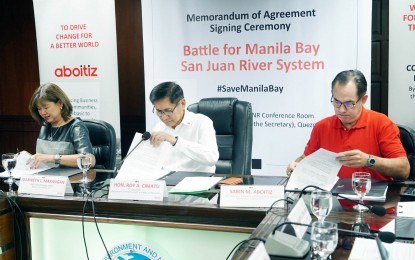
top-left (35, 167), bottom-right (81, 178)
top-left (331, 178), bottom-right (389, 201)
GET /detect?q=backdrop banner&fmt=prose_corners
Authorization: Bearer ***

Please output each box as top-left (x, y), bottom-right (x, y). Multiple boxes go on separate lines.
top-left (389, 0), bottom-right (415, 129)
top-left (142, 0), bottom-right (371, 175)
top-left (33, 0), bottom-right (121, 149)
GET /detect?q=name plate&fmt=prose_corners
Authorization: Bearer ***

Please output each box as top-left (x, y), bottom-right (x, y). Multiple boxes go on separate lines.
top-left (247, 242), bottom-right (271, 260)
top-left (108, 179), bottom-right (166, 201)
top-left (220, 185), bottom-right (284, 207)
top-left (18, 174), bottom-right (73, 196)
top-left (287, 198), bottom-right (312, 238)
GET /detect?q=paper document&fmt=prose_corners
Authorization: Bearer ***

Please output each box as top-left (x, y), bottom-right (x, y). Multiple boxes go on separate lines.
top-left (349, 237), bottom-right (415, 260)
top-left (396, 201), bottom-right (415, 217)
top-left (285, 148), bottom-right (341, 191)
top-left (0, 150), bottom-right (53, 179)
top-left (395, 201), bottom-right (415, 238)
top-left (116, 132), bottom-right (170, 180)
top-left (169, 176), bottom-right (223, 194)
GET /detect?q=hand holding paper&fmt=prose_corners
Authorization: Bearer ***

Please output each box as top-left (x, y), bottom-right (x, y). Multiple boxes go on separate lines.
top-left (285, 148), bottom-right (342, 191)
top-left (0, 150), bottom-right (53, 178)
top-left (116, 132), bottom-right (169, 180)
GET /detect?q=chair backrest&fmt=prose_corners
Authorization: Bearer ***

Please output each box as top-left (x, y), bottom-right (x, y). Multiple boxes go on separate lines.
top-left (397, 124), bottom-right (415, 180)
top-left (187, 97), bottom-right (253, 175)
top-left (83, 119), bottom-right (117, 170)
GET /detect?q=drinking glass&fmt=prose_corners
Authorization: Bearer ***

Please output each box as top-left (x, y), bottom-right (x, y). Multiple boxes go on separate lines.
top-left (352, 172), bottom-right (371, 212)
top-left (2, 153), bottom-right (17, 196)
top-left (310, 221), bottom-right (338, 260)
top-left (77, 154), bottom-right (92, 195)
top-left (310, 190), bottom-right (333, 222)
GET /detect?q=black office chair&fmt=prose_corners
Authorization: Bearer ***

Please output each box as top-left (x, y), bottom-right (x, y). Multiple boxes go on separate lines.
top-left (187, 97), bottom-right (253, 175)
top-left (397, 124), bottom-right (415, 180)
top-left (83, 119), bottom-right (117, 170)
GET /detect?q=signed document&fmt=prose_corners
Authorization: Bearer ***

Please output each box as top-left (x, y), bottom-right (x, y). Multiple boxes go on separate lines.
top-left (285, 148), bottom-right (342, 191)
top-left (116, 132), bottom-right (170, 180)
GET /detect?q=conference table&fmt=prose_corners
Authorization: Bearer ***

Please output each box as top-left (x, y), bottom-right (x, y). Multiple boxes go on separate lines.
top-left (0, 170), bottom-right (412, 260)
top-left (233, 184), bottom-right (402, 260)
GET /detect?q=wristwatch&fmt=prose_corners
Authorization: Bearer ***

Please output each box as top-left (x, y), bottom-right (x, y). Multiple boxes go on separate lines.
top-left (54, 154), bottom-right (62, 166)
top-left (367, 154), bottom-right (375, 167)
top-left (172, 136), bottom-right (178, 146)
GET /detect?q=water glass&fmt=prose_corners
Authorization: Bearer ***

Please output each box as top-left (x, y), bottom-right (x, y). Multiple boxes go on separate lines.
top-left (310, 221), bottom-right (338, 260)
top-left (2, 153), bottom-right (17, 196)
top-left (310, 190), bottom-right (333, 222)
top-left (352, 172), bottom-right (371, 212)
top-left (77, 154), bottom-right (92, 195)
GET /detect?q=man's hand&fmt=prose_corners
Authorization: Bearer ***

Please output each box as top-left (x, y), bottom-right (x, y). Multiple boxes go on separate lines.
top-left (286, 162), bottom-right (298, 176)
top-left (149, 131), bottom-right (176, 146)
top-left (286, 154), bottom-right (306, 176)
top-left (336, 150), bottom-right (368, 168)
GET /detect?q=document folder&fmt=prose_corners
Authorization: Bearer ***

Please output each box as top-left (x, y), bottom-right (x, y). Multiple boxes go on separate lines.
top-left (331, 178), bottom-right (389, 202)
top-left (161, 171), bottom-right (214, 186)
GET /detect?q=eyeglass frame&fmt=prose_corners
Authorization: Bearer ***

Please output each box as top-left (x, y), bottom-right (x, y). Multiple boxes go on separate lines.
top-left (152, 100), bottom-right (181, 116)
top-left (330, 96), bottom-right (362, 109)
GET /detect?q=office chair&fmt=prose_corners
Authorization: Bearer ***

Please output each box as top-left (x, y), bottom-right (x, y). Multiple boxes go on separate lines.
top-left (397, 124), bottom-right (415, 180)
top-left (187, 97), bottom-right (253, 175)
top-left (83, 119), bottom-right (117, 170)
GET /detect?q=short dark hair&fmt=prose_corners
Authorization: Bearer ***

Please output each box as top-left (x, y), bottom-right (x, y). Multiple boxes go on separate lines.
top-left (149, 82), bottom-right (184, 104)
top-left (331, 69), bottom-right (367, 98)
top-left (29, 82), bottom-right (73, 125)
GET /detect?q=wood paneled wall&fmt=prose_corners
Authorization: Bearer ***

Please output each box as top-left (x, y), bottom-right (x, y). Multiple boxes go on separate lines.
top-left (0, 0), bottom-right (389, 157)
top-left (0, 0), bottom-right (146, 156)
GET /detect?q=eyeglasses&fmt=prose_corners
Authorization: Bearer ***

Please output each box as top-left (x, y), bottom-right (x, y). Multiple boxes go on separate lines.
top-left (153, 101), bottom-right (180, 116)
top-left (331, 96), bottom-right (361, 109)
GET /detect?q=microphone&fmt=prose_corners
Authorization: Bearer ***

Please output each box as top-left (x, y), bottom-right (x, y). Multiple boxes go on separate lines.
top-left (116, 131), bottom-right (151, 174)
top-left (299, 185), bottom-right (386, 216)
top-left (272, 221), bottom-right (395, 243)
top-left (340, 227), bottom-right (392, 260)
top-left (337, 228), bottom-right (395, 243)
top-left (335, 193), bottom-right (386, 216)
top-left (266, 221), bottom-right (395, 257)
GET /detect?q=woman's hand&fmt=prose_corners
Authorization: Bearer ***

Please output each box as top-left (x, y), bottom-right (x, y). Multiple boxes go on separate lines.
top-left (26, 153), bottom-right (53, 169)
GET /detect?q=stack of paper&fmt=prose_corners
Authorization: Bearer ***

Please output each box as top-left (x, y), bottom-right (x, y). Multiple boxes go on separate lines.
top-left (169, 176), bottom-right (223, 195)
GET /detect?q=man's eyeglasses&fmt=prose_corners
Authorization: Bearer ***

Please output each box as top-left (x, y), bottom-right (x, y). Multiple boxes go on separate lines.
top-left (331, 96), bottom-right (361, 109)
top-left (153, 101), bottom-right (180, 116)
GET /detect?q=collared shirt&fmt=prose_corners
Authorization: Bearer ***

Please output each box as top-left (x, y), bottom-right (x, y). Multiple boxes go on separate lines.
top-left (153, 110), bottom-right (219, 173)
top-left (304, 107), bottom-right (406, 180)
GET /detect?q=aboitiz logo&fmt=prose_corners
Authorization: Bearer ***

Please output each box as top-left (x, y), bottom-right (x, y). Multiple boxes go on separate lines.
top-left (54, 65), bottom-right (98, 77)
top-left (103, 242), bottom-right (163, 260)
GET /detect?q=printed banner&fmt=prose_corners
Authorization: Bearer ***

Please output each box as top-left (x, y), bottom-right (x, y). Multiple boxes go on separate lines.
top-left (33, 0), bottom-right (121, 146)
top-left (142, 0), bottom-right (371, 175)
top-left (389, 0), bottom-right (415, 128)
